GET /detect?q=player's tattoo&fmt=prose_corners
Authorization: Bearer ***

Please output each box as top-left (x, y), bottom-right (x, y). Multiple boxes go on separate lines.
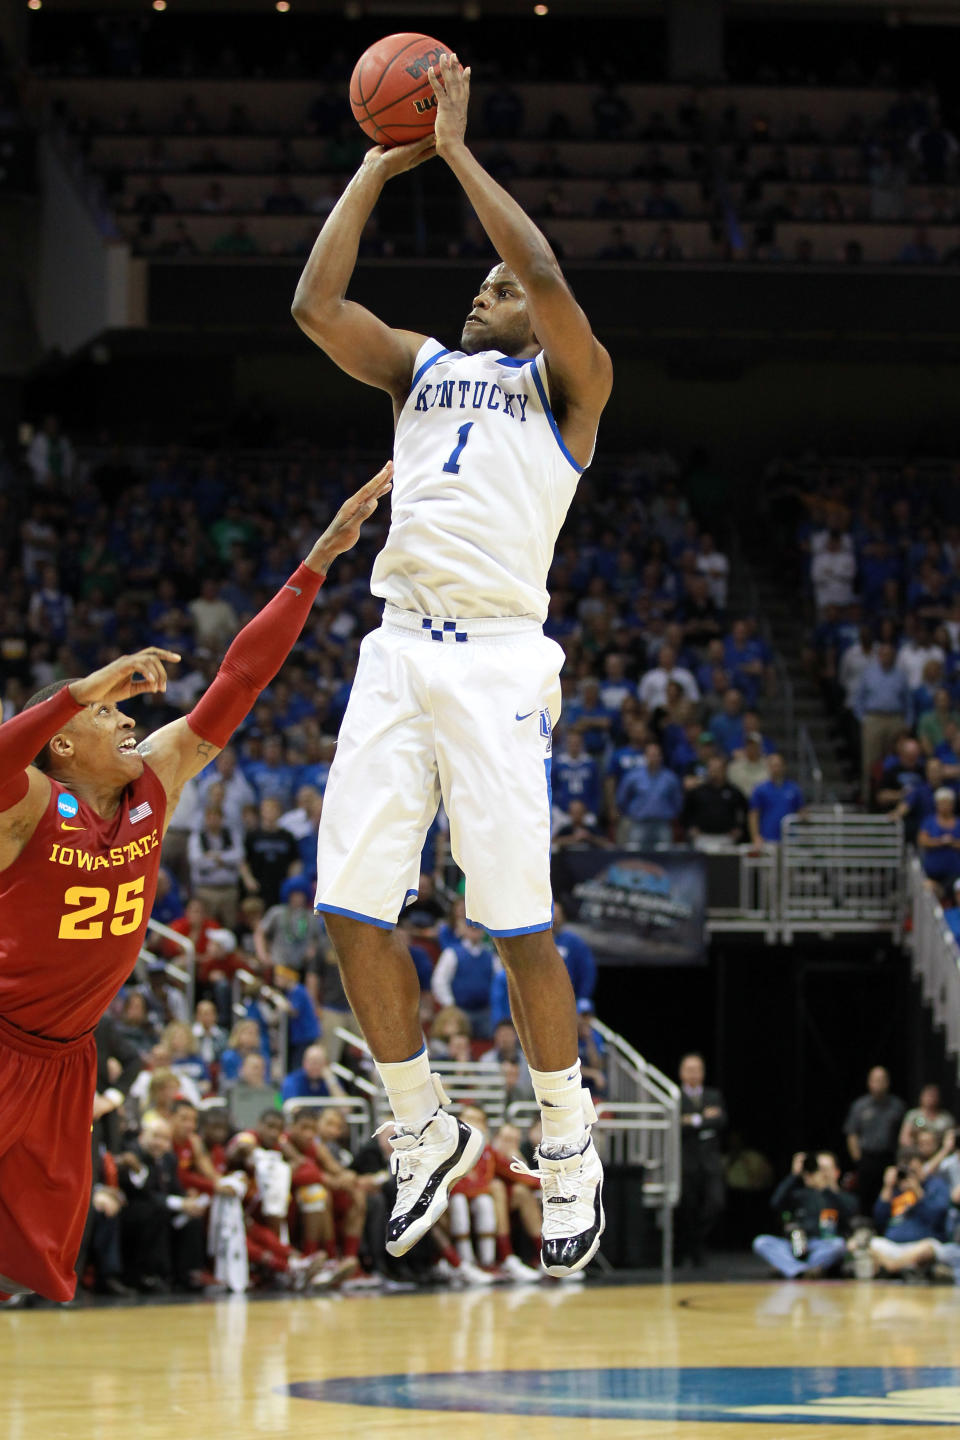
top-left (195, 740), bottom-right (216, 760)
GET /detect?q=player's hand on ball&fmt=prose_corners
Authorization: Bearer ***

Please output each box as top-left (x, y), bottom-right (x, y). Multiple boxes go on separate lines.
top-left (428, 52), bottom-right (471, 153)
top-left (362, 135), bottom-right (437, 180)
top-left (70, 648), bottom-right (181, 707)
top-left (307, 460), bottom-right (393, 572)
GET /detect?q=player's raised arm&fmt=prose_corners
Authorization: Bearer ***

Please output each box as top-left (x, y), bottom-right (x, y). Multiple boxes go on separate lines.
top-left (140, 462), bottom-right (393, 809)
top-left (291, 143), bottom-right (435, 405)
top-left (428, 55), bottom-right (612, 425)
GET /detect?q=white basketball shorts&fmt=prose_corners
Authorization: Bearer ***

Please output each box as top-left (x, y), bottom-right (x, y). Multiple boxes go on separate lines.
top-left (315, 604), bottom-right (563, 936)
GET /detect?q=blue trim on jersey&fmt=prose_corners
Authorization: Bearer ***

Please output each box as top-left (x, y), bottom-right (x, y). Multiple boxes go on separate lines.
top-left (315, 902), bottom-right (394, 931)
top-left (495, 354), bottom-right (532, 368)
top-left (528, 357), bottom-right (585, 475)
top-left (410, 347), bottom-right (451, 387)
top-left (468, 918), bottom-right (554, 938)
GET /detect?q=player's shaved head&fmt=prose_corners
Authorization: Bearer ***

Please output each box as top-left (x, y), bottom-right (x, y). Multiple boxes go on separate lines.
top-left (23, 679), bottom-right (84, 770)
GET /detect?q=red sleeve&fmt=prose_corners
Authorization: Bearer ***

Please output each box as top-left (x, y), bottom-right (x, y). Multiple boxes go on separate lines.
top-left (0, 687), bottom-right (82, 809)
top-left (186, 564), bottom-right (325, 750)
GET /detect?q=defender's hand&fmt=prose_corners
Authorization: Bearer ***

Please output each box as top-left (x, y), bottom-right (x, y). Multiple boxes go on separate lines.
top-left (428, 52), bottom-right (471, 154)
top-left (306, 461), bottom-right (393, 574)
top-left (70, 648), bottom-right (181, 706)
top-left (362, 135), bottom-right (436, 181)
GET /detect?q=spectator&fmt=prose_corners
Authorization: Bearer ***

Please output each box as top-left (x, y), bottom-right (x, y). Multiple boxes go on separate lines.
top-left (273, 964), bottom-right (321, 1070)
top-left (246, 735), bottom-right (299, 810)
top-left (869, 1143), bottom-right (960, 1282)
top-left (617, 741), bottom-right (684, 849)
top-left (749, 754), bottom-right (805, 845)
top-left (192, 998), bottom-right (227, 1069)
top-left (187, 803), bottom-right (244, 927)
top-left (188, 576), bottom-right (238, 653)
top-left (116, 990), bottom-right (158, 1055)
top-left (198, 746), bottom-right (256, 831)
top-left (811, 533), bottom-right (857, 614)
top-left (280, 1042), bottom-right (345, 1104)
top-left (898, 225), bottom-right (939, 264)
top-left (219, 1018), bottom-right (264, 1087)
top-left (899, 1084), bottom-right (957, 1151)
top-left (638, 644), bottom-right (700, 711)
top-left (552, 728), bottom-right (601, 821)
top-left (576, 999), bottom-right (608, 1097)
top-left (427, 1005), bottom-right (472, 1060)
top-left (212, 220), bottom-right (259, 255)
top-left (263, 177), bottom-right (305, 214)
top-left (683, 755), bottom-right (748, 849)
top-left (593, 82), bottom-right (633, 140)
top-left (727, 731), bottom-right (771, 799)
top-left (918, 789), bottom-right (960, 887)
top-left (696, 534), bottom-right (729, 610)
top-left (255, 875), bottom-right (324, 978)
top-left (909, 115), bottom-right (959, 183)
top-left (279, 785), bottom-right (324, 878)
top-left (710, 688), bottom-right (747, 757)
top-left (605, 714), bottom-right (650, 826)
top-left (876, 734), bottom-right (926, 813)
top-left (844, 1065), bottom-right (907, 1214)
top-left (566, 676), bottom-right (614, 756)
top-left (26, 414), bottom-right (75, 489)
top-left (432, 918), bottom-right (499, 1039)
top-left (647, 224), bottom-right (683, 261)
top-left (594, 181), bottom-right (633, 219)
top-left (27, 565), bottom-right (73, 642)
top-left (163, 1020), bottom-right (211, 1095)
top-left (551, 901), bottom-right (597, 1009)
top-left (596, 224), bottom-right (637, 261)
top-left (643, 180), bottom-right (681, 219)
top-left (117, 1118), bottom-right (209, 1294)
top-left (552, 797), bottom-right (611, 852)
top-left (678, 1053), bottom-right (727, 1267)
top-left (753, 1150), bottom-right (856, 1278)
top-left (723, 619), bottom-right (768, 706)
top-left (229, 1052), bottom-right (279, 1129)
top-left (919, 688), bottom-right (960, 756)
top-left (242, 797), bottom-right (300, 909)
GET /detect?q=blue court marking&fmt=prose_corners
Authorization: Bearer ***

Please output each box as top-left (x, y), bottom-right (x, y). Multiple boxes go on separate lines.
top-left (314, 902), bottom-right (394, 931)
top-left (284, 1366), bottom-right (960, 1424)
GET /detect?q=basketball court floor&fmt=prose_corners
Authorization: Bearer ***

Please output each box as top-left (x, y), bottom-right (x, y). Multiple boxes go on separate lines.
top-left (4, 1279), bottom-right (960, 1438)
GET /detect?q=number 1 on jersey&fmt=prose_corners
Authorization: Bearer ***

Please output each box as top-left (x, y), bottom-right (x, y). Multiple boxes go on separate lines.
top-left (442, 422), bottom-right (474, 475)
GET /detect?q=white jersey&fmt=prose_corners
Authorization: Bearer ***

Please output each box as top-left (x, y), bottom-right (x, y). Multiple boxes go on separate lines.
top-left (370, 339), bottom-right (595, 621)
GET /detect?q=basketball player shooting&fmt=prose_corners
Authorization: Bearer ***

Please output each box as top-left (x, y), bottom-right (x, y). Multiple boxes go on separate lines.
top-left (292, 53), bottom-right (613, 1276)
top-left (0, 466), bottom-right (391, 1303)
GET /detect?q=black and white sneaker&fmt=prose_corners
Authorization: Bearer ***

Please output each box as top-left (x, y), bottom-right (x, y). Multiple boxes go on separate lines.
top-left (512, 1137), bottom-right (605, 1277)
top-left (380, 1097), bottom-right (484, 1258)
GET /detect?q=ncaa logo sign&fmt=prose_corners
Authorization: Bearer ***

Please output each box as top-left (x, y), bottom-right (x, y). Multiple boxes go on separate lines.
top-left (57, 793), bottom-right (80, 820)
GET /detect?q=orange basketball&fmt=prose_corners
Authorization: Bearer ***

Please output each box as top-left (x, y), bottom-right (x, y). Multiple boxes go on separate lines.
top-left (349, 32), bottom-right (451, 148)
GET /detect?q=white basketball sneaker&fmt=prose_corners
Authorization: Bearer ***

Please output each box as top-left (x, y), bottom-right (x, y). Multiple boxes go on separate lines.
top-left (500, 1253), bottom-right (543, 1284)
top-left (379, 1084), bottom-right (484, 1257)
top-left (512, 1137), bottom-right (605, 1278)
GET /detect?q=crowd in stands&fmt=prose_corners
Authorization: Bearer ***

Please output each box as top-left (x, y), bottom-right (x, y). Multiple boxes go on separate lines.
top-left (12, 10), bottom-right (958, 266)
top-left (750, 1066), bottom-right (960, 1284)
top-left (776, 455), bottom-right (960, 926)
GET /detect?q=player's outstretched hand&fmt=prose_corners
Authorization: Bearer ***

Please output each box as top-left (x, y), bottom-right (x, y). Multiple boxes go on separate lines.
top-left (428, 52), bottom-right (471, 154)
top-left (70, 648), bottom-right (181, 707)
top-left (306, 460), bottom-right (394, 574)
top-left (362, 135), bottom-right (436, 181)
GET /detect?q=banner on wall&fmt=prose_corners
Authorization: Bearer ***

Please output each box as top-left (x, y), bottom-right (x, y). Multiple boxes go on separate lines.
top-left (553, 849), bottom-right (708, 966)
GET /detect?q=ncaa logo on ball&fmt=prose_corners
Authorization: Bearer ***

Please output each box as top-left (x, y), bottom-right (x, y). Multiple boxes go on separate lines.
top-left (57, 793), bottom-right (80, 820)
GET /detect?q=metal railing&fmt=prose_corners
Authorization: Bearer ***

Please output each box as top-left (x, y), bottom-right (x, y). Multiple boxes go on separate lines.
top-left (797, 722), bottom-right (827, 807)
top-left (779, 809), bottom-right (905, 940)
top-left (279, 1095), bottom-right (374, 1155)
top-left (141, 917), bottom-right (196, 1019)
top-left (907, 858), bottom-right (960, 1082)
top-left (705, 847), bottom-right (779, 940)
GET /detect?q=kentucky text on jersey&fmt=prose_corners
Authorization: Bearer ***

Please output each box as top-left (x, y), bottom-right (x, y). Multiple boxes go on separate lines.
top-left (414, 379), bottom-right (530, 420)
top-left (48, 828), bottom-right (160, 869)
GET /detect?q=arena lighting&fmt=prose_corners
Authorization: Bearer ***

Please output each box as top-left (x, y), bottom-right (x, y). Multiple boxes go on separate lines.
top-left (276, 1), bottom-right (291, 10)
top-left (27, 0), bottom-right (42, 11)
top-left (152, 0), bottom-right (167, 10)
top-left (534, 3), bottom-right (549, 13)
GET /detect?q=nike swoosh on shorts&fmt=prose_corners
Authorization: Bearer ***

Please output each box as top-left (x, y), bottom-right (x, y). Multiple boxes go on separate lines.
top-left (515, 710), bottom-right (536, 721)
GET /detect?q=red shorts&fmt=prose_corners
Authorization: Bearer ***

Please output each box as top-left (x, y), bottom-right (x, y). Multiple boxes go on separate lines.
top-left (0, 1013), bottom-right (97, 1302)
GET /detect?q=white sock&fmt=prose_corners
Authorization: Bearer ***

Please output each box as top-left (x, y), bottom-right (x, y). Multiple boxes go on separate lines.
top-left (376, 1045), bottom-right (439, 1130)
top-left (472, 1194), bottom-right (496, 1267)
top-left (529, 1058), bottom-right (591, 1154)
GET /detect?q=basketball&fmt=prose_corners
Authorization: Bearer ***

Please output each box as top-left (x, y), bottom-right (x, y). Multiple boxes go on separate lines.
top-left (349, 32), bottom-right (451, 147)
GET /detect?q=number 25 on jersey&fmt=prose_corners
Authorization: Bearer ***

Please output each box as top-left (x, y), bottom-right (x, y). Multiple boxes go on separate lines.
top-left (58, 876), bottom-right (146, 940)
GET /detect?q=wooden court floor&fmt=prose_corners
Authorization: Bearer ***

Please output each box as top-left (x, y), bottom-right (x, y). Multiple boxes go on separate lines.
top-left (4, 1279), bottom-right (960, 1439)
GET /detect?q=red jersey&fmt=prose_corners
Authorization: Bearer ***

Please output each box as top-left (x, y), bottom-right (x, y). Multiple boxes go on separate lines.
top-left (0, 766), bottom-right (167, 1039)
top-left (452, 1143), bottom-right (497, 1199)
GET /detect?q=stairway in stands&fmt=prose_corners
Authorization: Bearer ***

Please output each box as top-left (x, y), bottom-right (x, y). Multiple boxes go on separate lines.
top-left (727, 554), bottom-right (857, 806)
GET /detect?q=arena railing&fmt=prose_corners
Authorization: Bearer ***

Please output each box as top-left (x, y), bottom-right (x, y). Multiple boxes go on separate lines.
top-left (279, 1095), bottom-right (374, 1156)
top-left (705, 846), bottom-right (779, 940)
top-left (141, 917), bottom-right (195, 1019)
top-left (779, 809), bottom-right (905, 941)
top-left (907, 857), bottom-right (960, 1084)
